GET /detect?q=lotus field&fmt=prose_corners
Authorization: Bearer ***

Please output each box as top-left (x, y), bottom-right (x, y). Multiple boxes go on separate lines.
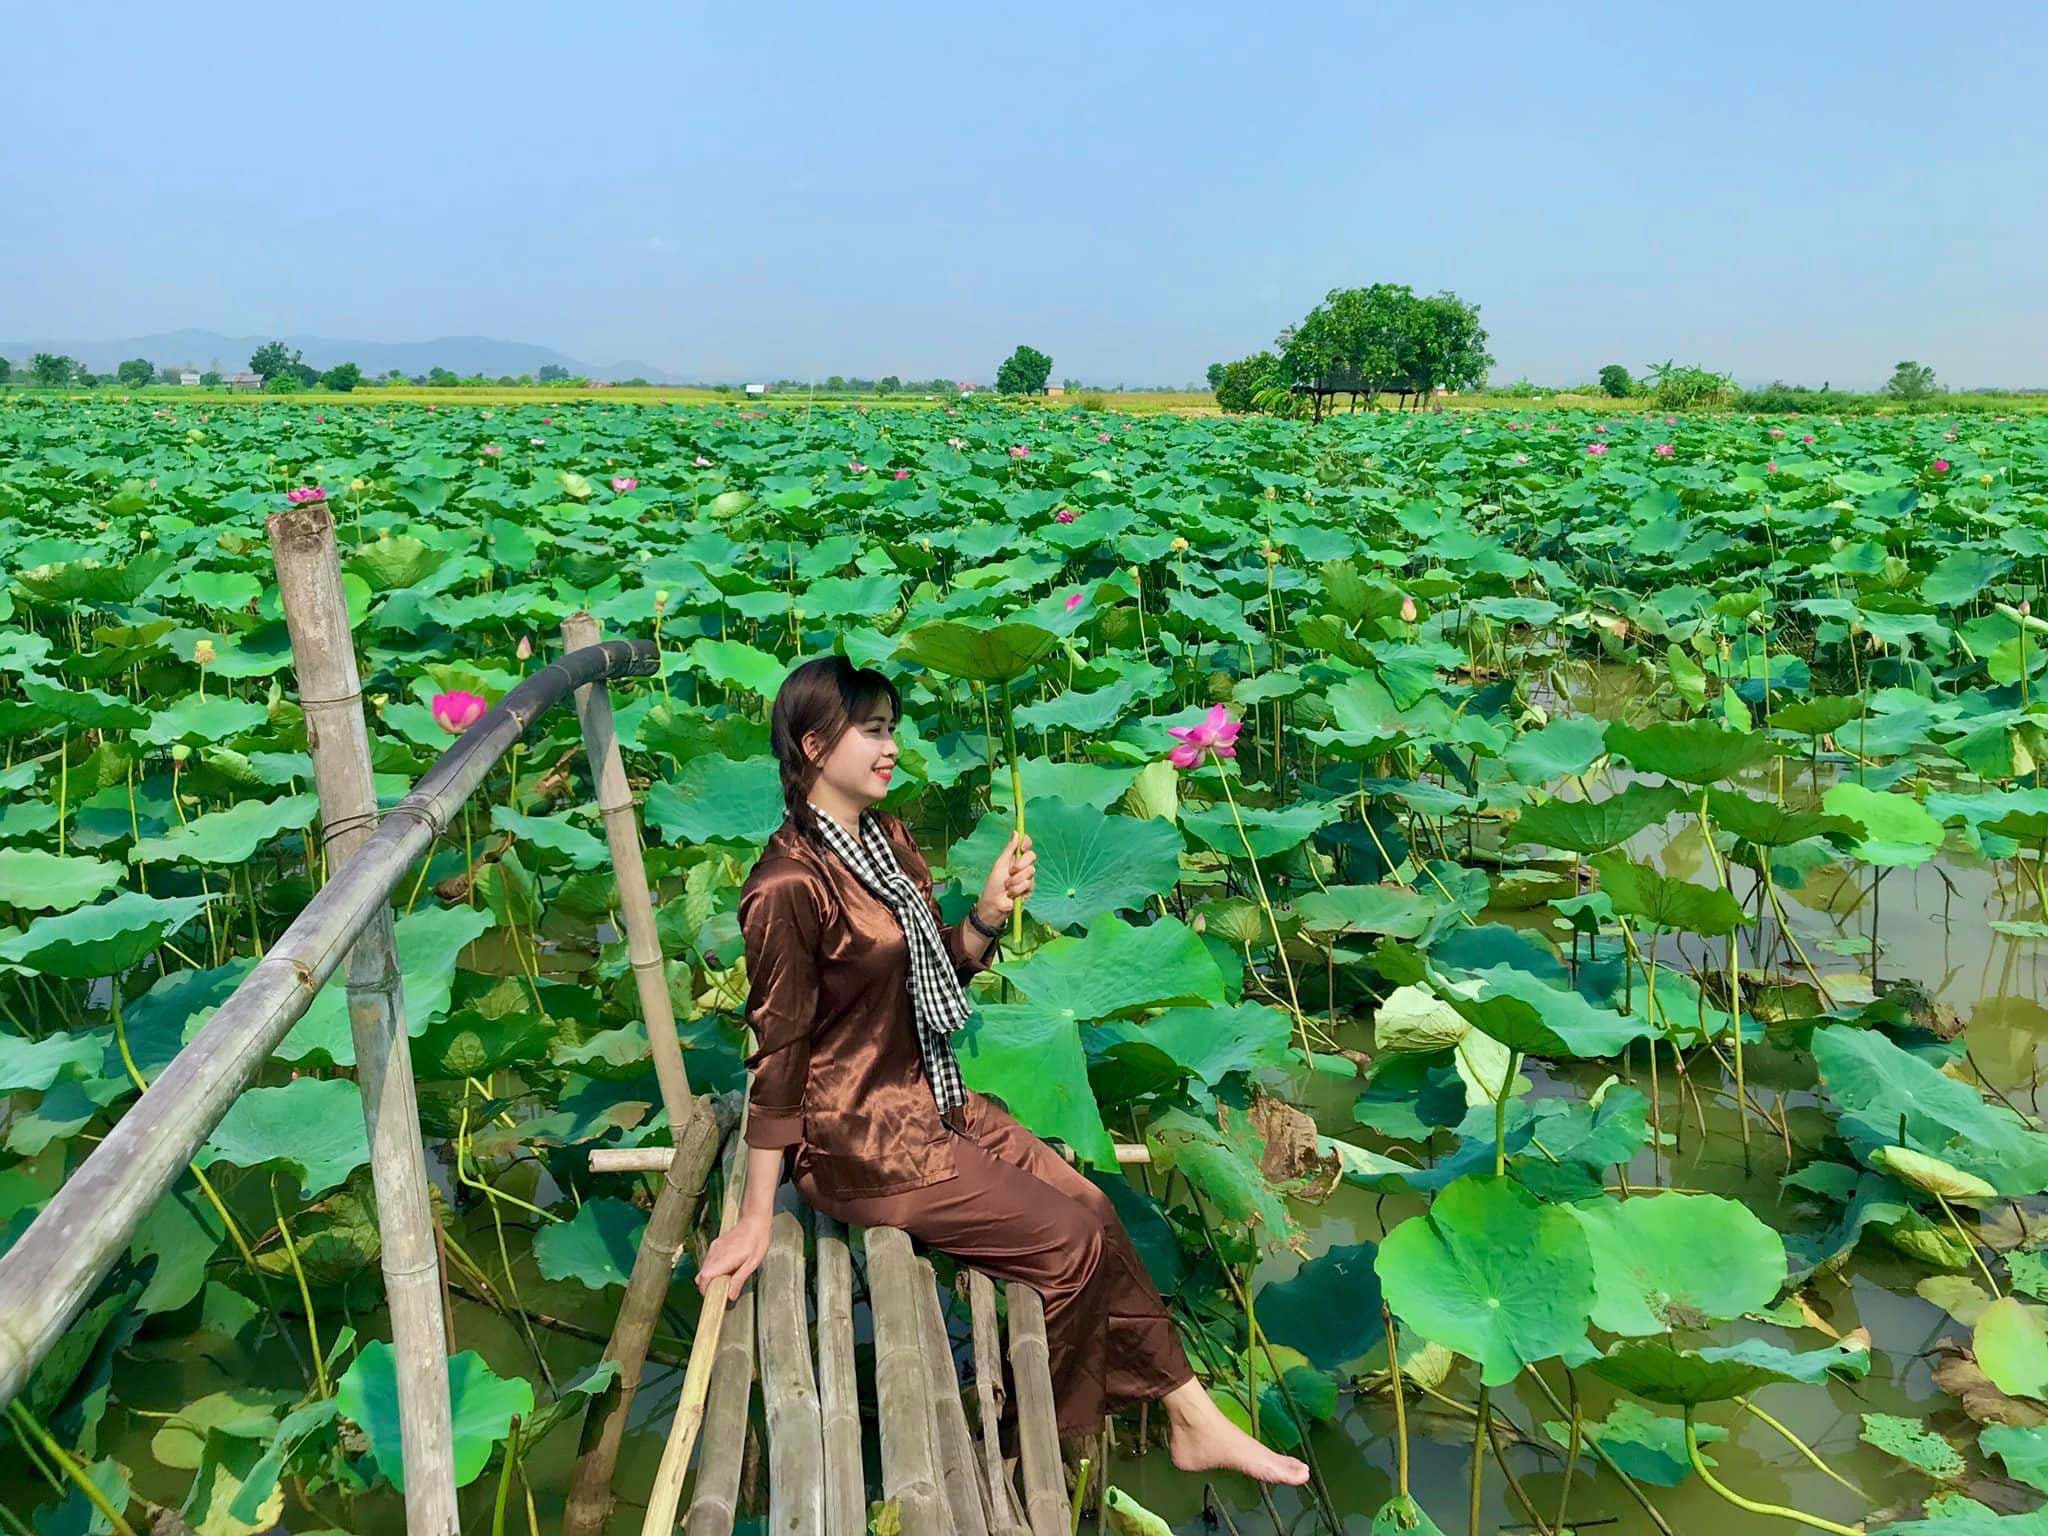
top-left (6, 396), bottom-right (2048, 1535)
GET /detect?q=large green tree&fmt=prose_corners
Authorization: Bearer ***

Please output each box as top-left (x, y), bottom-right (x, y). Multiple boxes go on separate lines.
top-left (1886, 360), bottom-right (1937, 401)
top-left (249, 341), bottom-right (304, 384)
top-left (29, 353), bottom-right (76, 387)
top-left (116, 358), bottom-right (155, 388)
top-left (1598, 364), bottom-right (1635, 398)
top-left (0, 357), bottom-right (11, 385)
top-left (994, 345), bottom-right (1052, 395)
top-left (1403, 291), bottom-right (1493, 402)
top-left (319, 362), bottom-right (363, 392)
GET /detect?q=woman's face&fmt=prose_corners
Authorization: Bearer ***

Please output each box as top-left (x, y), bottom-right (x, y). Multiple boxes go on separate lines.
top-left (805, 696), bottom-right (898, 808)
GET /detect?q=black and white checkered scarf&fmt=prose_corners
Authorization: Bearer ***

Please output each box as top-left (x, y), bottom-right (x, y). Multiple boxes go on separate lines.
top-left (807, 802), bottom-right (985, 1124)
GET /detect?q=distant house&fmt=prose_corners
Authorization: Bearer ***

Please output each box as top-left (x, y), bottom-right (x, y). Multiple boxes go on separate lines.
top-left (744, 383), bottom-right (768, 396)
top-left (178, 371), bottom-right (201, 387)
top-left (1044, 385), bottom-right (1066, 398)
top-left (223, 372), bottom-right (262, 391)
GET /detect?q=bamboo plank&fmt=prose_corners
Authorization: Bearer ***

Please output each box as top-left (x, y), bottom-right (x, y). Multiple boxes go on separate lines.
top-left (969, 1270), bottom-right (1029, 1536)
top-left (863, 1227), bottom-right (947, 1536)
top-left (915, 1258), bottom-right (991, 1536)
top-left (759, 1207), bottom-right (826, 1534)
top-left (1005, 1283), bottom-right (1067, 1536)
top-left (683, 1281), bottom-right (755, 1536)
top-left (813, 1211), bottom-right (865, 1536)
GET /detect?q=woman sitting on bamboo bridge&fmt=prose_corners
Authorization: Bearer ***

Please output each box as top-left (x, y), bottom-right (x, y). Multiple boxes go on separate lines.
top-left (696, 654), bottom-right (1310, 1488)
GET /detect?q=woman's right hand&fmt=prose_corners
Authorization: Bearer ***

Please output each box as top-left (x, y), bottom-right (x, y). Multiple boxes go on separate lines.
top-left (695, 1211), bottom-right (772, 1302)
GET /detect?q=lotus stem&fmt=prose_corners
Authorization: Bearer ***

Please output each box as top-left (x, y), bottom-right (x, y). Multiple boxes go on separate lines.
top-left (1737, 1398), bottom-right (1872, 1503)
top-left (1494, 1051), bottom-right (1521, 1176)
top-left (1382, 1303), bottom-right (1410, 1501)
top-left (270, 1174), bottom-right (330, 1398)
top-left (1068, 1456), bottom-right (1091, 1536)
top-left (1470, 1385), bottom-right (1489, 1536)
top-left (6, 1402), bottom-right (135, 1536)
top-left (1553, 1368), bottom-right (1583, 1534)
top-left (1683, 1407), bottom-right (1862, 1536)
top-left (1524, 1365), bottom-right (1676, 1536)
top-left (1212, 755), bottom-right (1311, 1062)
top-left (1934, 1190), bottom-right (2003, 1298)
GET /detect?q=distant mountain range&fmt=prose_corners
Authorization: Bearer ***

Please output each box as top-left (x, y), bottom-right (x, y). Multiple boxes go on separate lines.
top-left (0, 329), bottom-right (685, 384)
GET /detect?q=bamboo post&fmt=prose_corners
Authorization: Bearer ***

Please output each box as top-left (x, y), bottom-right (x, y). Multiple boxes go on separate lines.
top-left (0, 638), bottom-right (656, 1409)
top-left (970, 1270), bottom-right (1028, 1536)
top-left (1005, 1283), bottom-right (1067, 1536)
top-left (558, 611), bottom-right (722, 1536)
top-left (683, 1280), bottom-right (755, 1536)
top-left (267, 501), bottom-right (458, 1534)
top-left (915, 1258), bottom-right (992, 1536)
top-left (640, 1110), bottom-right (751, 1536)
top-left (864, 1227), bottom-right (948, 1536)
top-left (758, 1206), bottom-right (826, 1534)
top-left (813, 1210), bottom-right (865, 1536)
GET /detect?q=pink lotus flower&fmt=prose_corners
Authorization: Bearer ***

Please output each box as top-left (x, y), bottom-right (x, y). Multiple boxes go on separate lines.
top-left (1594, 424), bottom-right (1607, 434)
top-left (893, 468), bottom-right (910, 480)
top-left (541, 417), bottom-right (552, 425)
top-left (1766, 461), bottom-right (1778, 474)
top-left (695, 454), bottom-right (712, 467)
top-left (431, 690), bottom-right (488, 734)
top-left (1507, 421), bottom-right (1522, 430)
top-left (2021, 599), bottom-right (2032, 617)
top-left (1098, 432), bottom-right (1111, 442)
top-left (285, 486), bottom-right (326, 504)
top-left (1009, 444), bottom-right (1029, 458)
top-left (1932, 458), bottom-right (1950, 473)
top-left (482, 443), bottom-right (502, 457)
top-left (1514, 452), bottom-right (1529, 465)
top-left (612, 476), bottom-right (638, 493)
top-left (1653, 442), bottom-right (1674, 458)
top-left (947, 436), bottom-right (966, 450)
top-left (1665, 416), bottom-right (1677, 426)
top-left (1166, 705), bottom-right (1243, 769)
top-left (1944, 430), bottom-right (1958, 440)
top-left (1054, 508), bottom-right (1076, 524)
top-left (516, 635), bottom-right (533, 661)
top-left (1065, 591), bottom-right (1085, 611)
top-left (1400, 594), bottom-right (1418, 623)
top-left (849, 460), bottom-right (868, 474)
top-left (1586, 442), bottom-right (1608, 457)
top-left (1801, 434), bottom-right (1815, 443)
top-left (315, 414), bottom-right (325, 423)
top-left (1769, 427), bottom-right (1785, 439)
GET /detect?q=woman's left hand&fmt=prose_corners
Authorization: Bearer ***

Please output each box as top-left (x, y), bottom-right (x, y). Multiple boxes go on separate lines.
top-left (977, 830), bottom-right (1035, 923)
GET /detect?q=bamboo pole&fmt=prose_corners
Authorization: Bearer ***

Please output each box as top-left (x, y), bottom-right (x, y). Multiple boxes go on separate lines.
top-left (1005, 1283), bottom-right (1067, 1536)
top-left (640, 1109), bottom-right (752, 1535)
top-left (915, 1258), bottom-right (992, 1536)
top-left (864, 1226), bottom-right (948, 1536)
top-left (561, 1098), bottom-right (727, 1536)
top-left (0, 637), bottom-right (657, 1410)
top-left (270, 502), bottom-right (457, 1532)
top-left (558, 610), bottom-right (722, 1536)
top-left (970, 1270), bottom-right (1028, 1536)
top-left (590, 1142), bottom-right (1150, 1175)
top-left (683, 1280), bottom-right (755, 1536)
top-left (758, 1207), bottom-right (826, 1534)
top-left (813, 1210), bottom-right (865, 1536)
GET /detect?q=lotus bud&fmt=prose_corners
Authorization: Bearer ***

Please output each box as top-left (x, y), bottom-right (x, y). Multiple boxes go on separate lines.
top-left (516, 635), bottom-right (533, 661)
top-left (1400, 594), bottom-right (1418, 624)
top-left (1170, 536), bottom-right (1190, 553)
top-left (2023, 599), bottom-right (2033, 618)
top-left (170, 743), bottom-right (191, 763)
top-left (654, 589), bottom-right (671, 614)
top-left (1191, 912), bottom-right (1207, 934)
top-left (194, 639), bottom-right (216, 666)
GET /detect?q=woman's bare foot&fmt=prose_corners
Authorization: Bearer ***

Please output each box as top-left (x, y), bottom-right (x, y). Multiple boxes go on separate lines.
top-left (1161, 1378), bottom-right (1311, 1486)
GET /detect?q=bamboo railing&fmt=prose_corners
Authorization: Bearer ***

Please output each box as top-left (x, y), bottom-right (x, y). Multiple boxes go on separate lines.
top-left (0, 504), bottom-right (661, 1528)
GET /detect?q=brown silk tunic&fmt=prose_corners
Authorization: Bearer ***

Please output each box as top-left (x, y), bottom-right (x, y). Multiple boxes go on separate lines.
top-left (737, 809), bottom-right (995, 1199)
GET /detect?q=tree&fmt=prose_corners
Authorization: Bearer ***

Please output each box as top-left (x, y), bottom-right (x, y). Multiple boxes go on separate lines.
top-left (156, 366), bottom-right (183, 384)
top-left (0, 357), bottom-right (11, 385)
top-left (1400, 291), bottom-right (1493, 404)
top-left (320, 362), bottom-right (363, 392)
top-left (249, 341), bottom-right (304, 385)
top-left (875, 375), bottom-right (901, 396)
top-left (30, 353), bottom-right (75, 387)
top-left (1214, 352), bottom-right (1278, 414)
top-left (1598, 364), bottom-right (1634, 398)
top-left (1206, 362), bottom-right (1228, 393)
top-left (116, 358), bottom-right (155, 388)
top-left (201, 370), bottom-right (222, 387)
top-left (537, 364), bottom-right (570, 382)
top-left (1886, 360), bottom-right (1937, 401)
top-left (994, 345), bottom-right (1052, 395)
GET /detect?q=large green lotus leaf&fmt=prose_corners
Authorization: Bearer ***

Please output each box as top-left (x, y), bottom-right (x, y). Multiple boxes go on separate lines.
top-left (489, 806), bottom-right (608, 869)
top-left (645, 754), bottom-right (785, 848)
top-left (1505, 782), bottom-right (1689, 853)
top-left (893, 619), bottom-right (1062, 683)
top-left (1925, 549), bottom-right (2014, 607)
top-left (1181, 799), bottom-right (1341, 862)
top-left (337, 1341), bottom-right (533, 1490)
top-left (1981, 1425), bottom-right (2048, 1495)
top-left (1143, 1106), bottom-right (1301, 1256)
top-left (137, 694), bottom-right (270, 748)
top-left (1590, 852), bottom-right (1752, 937)
top-left (1565, 1193), bottom-right (1787, 1335)
top-left (993, 913), bottom-right (1224, 1021)
top-left (197, 1076), bottom-right (369, 1196)
top-left (1704, 788), bottom-right (1860, 849)
top-left (412, 1006), bottom-right (555, 1083)
top-left (958, 1004), bottom-right (1117, 1166)
top-left (14, 547), bottom-right (175, 604)
top-left (0, 891), bottom-right (214, 977)
top-left (347, 532), bottom-right (450, 591)
top-left (1605, 720), bottom-right (1778, 785)
top-left (1861, 1412), bottom-right (1965, 1479)
top-left (278, 902), bottom-right (494, 1065)
top-left (987, 764), bottom-right (1143, 816)
top-left (1369, 1495), bottom-right (1448, 1536)
top-left (533, 1197), bottom-right (646, 1289)
top-left (1822, 782), bottom-right (1945, 868)
top-left (1812, 1024), bottom-right (2048, 1197)
top-left (1085, 1002), bottom-right (1294, 1087)
top-left (1504, 716), bottom-right (1609, 785)
top-left (19, 680), bottom-right (149, 731)
top-left (953, 797), bottom-right (1182, 931)
top-left (1976, 1298), bottom-right (2048, 1399)
top-left (148, 1386), bottom-right (286, 1469)
top-left (1770, 696), bottom-right (1866, 738)
top-left (0, 1030), bottom-right (101, 1093)
top-left (1375, 1174), bottom-right (1596, 1386)
top-left (1014, 677), bottom-right (1143, 734)
top-left (1868, 1502), bottom-right (2048, 1534)
top-left (1257, 1241), bottom-right (1381, 1371)
top-left (183, 570), bottom-right (264, 611)
top-left (128, 1177), bottom-right (227, 1315)
top-left (1588, 1335), bottom-right (1872, 1406)
top-left (129, 794), bottom-right (318, 866)
top-left (1540, 1398), bottom-right (1726, 1486)
top-left (681, 637), bottom-right (792, 699)
top-left (1290, 883), bottom-right (1434, 939)
top-left (0, 849), bottom-right (124, 912)
top-left (1446, 965), bottom-right (1656, 1058)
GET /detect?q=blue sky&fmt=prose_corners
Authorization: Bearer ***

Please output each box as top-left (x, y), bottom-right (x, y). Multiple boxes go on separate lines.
top-left (6, 1), bottom-right (2043, 388)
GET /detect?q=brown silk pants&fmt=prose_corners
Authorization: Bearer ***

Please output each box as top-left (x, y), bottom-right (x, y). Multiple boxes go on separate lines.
top-left (796, 1091), bottom-right (1197, 1438)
